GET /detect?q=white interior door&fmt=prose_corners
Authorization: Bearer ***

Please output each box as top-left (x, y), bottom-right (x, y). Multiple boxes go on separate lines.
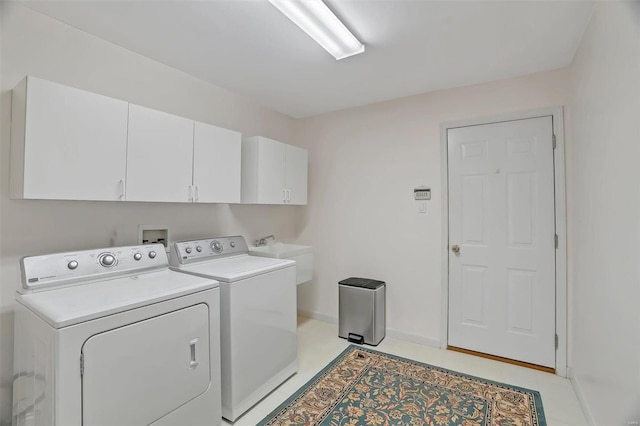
top-left (447, 116), bottom-right (556, 368)
top-left (82, 304), bottom-right (210, 426)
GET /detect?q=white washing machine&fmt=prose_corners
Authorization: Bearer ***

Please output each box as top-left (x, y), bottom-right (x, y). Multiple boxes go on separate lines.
top-left (12, 244), bottom-right (222, 426)
top-left (169, 236), bottom-right (297, 422)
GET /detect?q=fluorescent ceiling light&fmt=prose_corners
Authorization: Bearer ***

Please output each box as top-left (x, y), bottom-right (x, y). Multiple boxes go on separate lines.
top-left (268, 0), bottom-right (365, 60)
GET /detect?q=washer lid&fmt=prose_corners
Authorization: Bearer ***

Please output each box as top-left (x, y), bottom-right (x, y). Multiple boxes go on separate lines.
top-left (172, 254), bottom-right (295, 282)
top-left (16, 269), bottom-right (218, 328)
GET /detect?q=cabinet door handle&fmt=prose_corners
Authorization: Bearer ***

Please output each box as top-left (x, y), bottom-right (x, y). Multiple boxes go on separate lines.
top-left (189, 338), bottom-right (199, 369)
top-left (287, 189), bottom-right (291, 203)
top-left (283, 189), bottom-right (287, 203)
top-left (188, 185), bottom-right (193, 202)
top-left (119, 179), bottom-right (125, 200)
top-left (194, 186), bottom-right (199, 202)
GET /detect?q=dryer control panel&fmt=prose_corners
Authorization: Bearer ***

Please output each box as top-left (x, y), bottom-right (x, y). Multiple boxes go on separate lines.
top-left (170, 236), bottom-right (248, 266)
top-left (20, 244), bottom-right (167, 293)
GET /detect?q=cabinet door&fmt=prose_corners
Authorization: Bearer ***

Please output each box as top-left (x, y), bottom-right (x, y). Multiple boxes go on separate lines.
top-left (193, 122), bottom-right (241, 203)
top-left (257, 137), bottom-right (286, 204)
top-left (15, 76), bottom-right (128, 200)
top-left (126, 104), bottom-right (194, 202)
top-left (285, 145), bottom-right (308, 205)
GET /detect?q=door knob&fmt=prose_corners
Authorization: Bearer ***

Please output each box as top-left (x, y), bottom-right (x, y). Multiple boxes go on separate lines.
top-left (451, 245), bottom-right (460, 254)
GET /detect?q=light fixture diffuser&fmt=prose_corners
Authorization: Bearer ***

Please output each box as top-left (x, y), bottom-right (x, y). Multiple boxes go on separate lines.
top-left (268, 0), bottom-right (365, 60)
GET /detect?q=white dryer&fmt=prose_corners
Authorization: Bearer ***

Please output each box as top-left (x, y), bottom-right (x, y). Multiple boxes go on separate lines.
top-left (12, 244), bottom-right (221, 426)
top-left (169, 236), bottom-right (297, 422)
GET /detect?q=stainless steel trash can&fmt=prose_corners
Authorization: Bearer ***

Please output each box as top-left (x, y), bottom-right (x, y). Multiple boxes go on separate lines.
top-left (338, 277), bottom-right (386, 346)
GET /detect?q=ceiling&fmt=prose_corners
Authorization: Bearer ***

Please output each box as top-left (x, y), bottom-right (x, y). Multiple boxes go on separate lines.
top-left (21, 0), bottom-right (594, 118)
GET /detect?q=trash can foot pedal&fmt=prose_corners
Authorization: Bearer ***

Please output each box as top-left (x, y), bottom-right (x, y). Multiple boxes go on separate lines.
top-left (347, 333), bottom-right (364, 344)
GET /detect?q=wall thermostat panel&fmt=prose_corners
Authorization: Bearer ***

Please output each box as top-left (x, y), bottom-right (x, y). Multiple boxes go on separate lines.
top-left (414, 186), bottom-right (431, 200)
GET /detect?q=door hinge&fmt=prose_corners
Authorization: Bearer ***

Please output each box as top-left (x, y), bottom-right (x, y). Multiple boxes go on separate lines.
top-left (80, 354), bottom-right (84, 377)
top-left (555, 234), bottom-right (558, 249)
top-left (555, 334), bottom-right (559, 349)
top-left (552, 133), bottom-right (557, 149)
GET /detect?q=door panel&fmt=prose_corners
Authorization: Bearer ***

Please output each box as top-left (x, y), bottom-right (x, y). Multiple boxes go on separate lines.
top-left (507, 172), bottom-right (536, 246)
top-left (507, 269), bottom-right (535, 333)
top-left (461, 175), bottom-right (487, 244)
top-left (448, 116), bottom-right (555, 368)
top-left (82, 304), bottom-right (210, 426)
top-left (461, 266), bottom-right (487, 326)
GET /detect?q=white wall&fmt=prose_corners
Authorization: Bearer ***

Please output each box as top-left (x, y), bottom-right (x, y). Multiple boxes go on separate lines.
top-left (294, 69), bottom-right (570, 345)
top-left (0, 4), bottom-right (300, 424)
top-left (5, 2), bottom-right (639, 425)
top-left (568, 2), bottom-right (640, 424)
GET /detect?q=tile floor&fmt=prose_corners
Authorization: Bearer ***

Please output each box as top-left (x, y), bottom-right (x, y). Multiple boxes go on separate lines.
top-left (224, 317), bottom-right (588, 426)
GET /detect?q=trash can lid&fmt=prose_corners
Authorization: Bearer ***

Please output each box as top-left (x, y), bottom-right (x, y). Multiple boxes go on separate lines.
top-left (339, 277), bottom-right (385, 289)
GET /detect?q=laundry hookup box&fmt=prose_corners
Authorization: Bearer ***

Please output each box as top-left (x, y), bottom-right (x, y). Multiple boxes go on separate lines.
top-left (338, 277), bottom-right (386, 346)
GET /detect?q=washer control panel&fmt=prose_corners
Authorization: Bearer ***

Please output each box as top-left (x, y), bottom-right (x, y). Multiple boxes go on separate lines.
top-left (171, 236), bottom-right (248, 265)
top-left (20, 244), bottom-right (167, 293)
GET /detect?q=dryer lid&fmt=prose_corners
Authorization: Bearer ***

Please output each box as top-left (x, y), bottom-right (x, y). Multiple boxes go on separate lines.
top-left (82, 303), bottom-right (210, 426)
top-left (16, 269), bottom-right (218, 328)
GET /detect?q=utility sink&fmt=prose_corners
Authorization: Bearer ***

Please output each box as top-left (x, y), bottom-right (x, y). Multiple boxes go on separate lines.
top-left (249, 243), bottom-right (313, 285)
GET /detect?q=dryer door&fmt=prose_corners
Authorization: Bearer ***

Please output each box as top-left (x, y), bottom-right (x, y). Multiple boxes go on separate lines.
top-left (82, 303), bottom-right (210, 426)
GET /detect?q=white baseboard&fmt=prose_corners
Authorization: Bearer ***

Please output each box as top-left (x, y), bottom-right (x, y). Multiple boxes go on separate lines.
top-left (297, 310), bottom-right (440, 348)
top-left (386, 328), bottom-right (441, 348)
top-left (297, 310), bottom-right (337, 324)
top-left (568, 369), bottom-right (596, 426)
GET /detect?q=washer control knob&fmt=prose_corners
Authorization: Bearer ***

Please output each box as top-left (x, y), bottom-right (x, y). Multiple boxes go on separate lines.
top-left (230, 241), bottom-right (236, 248)
top-left (185, 247), bottom-right (192, 254)
top-left (99, 254), bottom-right (116, 267)
top-left (210, 240), bottom-right (223, 254)
top-left (196, 246), bottom-right (203, 252)
top-left (67, 260), bottom-right (79, 270)
top-left (133, 253), bottom-right (143, 261)
top-left (148, 251), bottom-right (157, 259)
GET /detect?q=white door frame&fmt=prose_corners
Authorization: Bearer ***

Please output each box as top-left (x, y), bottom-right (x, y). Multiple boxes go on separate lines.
top-left (439, 107), bottom-right (567, 377)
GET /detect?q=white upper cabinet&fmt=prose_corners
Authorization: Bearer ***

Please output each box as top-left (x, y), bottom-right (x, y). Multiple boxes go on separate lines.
top-left (10, 76), bottom-right (129, 200)
top-left (285, 144), bottom-right (308, 205)
top-left (10, 76), bottom-right (243, 204)
top-left (193, 122), bottom-right (241, 203)
top-left (125, 104), bottom-right (194, 202)
top-left (251, 136), bottom-right (286, 204)
top-left (241, 136), bottom-right (308, 205)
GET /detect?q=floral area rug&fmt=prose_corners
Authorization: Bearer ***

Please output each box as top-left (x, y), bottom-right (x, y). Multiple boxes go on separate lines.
top-left (258, 345), bottom-right (546, 426)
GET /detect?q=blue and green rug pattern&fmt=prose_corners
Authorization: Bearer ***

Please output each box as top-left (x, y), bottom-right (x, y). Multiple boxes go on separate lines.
top-left (258, 345), bottom-right (546, 426)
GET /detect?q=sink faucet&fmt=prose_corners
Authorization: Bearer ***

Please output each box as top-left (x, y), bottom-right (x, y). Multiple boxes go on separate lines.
top-left (255, 235), bottom-right (275, 246)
